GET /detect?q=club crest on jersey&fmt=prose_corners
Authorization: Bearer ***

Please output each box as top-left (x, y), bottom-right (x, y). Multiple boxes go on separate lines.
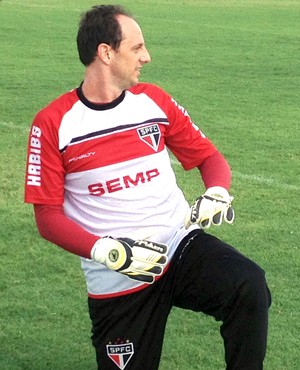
top-left (137, 124), bottom-right (161, 152)
top-left (106, 342), bottom-right (134, 369)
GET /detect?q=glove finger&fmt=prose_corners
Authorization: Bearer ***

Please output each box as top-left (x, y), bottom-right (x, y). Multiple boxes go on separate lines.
top-left (145, 265), bottom-right (163, 275)
top-left (157, 255), bottom-right (168, 265)
top-left (132, 255), bottom-right (167, 266)
top-left (212, 210), bottom-right (223, 225)
top-left (225, 207), bottom-right (235, 224)
top-left (200, 216), bottom-right (211, 229)
top-left (200, 201), bottom-right (215, 228)
top-left (130, 261), bottom-right (163, 275)
top-left (187, 197), bottom-right (203, 225)
top-left (122, 272), bottom-right (154, 284)
top-left (125, 264), bottom-right (162, 278)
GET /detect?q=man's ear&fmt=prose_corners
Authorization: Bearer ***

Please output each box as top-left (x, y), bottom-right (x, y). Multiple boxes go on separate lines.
top-left (97, 43), bottom-right (113, 64)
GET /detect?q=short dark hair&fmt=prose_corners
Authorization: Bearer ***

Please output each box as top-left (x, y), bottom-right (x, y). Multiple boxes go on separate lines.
top-left (77, 5), bottom-right (132, 66)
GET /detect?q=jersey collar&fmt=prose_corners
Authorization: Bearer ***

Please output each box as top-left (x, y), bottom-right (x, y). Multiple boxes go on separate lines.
top-left (76, 82), bottom-right (126, 110)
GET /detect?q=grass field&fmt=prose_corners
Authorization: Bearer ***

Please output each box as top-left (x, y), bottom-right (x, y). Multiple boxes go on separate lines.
top-left (0, 0), bottom-right (299, 369)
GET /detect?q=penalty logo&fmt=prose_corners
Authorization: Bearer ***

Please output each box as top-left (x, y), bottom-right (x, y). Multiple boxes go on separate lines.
top-left (137, 124), bottom-right (161, 152)
top-left (106, 342), bottom-right (134, 369)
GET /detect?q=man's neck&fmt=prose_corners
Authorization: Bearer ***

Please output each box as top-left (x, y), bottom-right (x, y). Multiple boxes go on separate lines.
top-left (81, 70), bottom-right (123, 104)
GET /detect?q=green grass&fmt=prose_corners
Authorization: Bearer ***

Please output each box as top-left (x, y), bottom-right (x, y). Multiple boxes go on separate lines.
top-left (1, 0), bottom-right (299, 369)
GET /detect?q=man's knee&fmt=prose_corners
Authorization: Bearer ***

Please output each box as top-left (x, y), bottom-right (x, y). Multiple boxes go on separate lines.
top-left (236, 260), bottom-right (271, 311)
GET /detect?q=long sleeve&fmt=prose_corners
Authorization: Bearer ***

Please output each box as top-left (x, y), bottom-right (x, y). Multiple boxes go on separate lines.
top-left (197, 150), bottom-right (231, 190)
top-left (34, 204), bottom-right (99, 258)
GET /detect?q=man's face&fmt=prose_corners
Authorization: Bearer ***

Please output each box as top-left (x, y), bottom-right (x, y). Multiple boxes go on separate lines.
top-left (110, 15), bottom-right (151, 90)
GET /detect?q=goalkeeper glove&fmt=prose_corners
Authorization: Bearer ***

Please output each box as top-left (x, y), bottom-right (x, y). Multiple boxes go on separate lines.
top-left (91, 237), bottom-right (168, 284)
top-left (185, 186), bottom-right (234, 229)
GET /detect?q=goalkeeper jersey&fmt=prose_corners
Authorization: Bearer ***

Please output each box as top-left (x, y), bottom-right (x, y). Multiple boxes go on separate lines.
top-left (25, 82), bottom-right (217, 298)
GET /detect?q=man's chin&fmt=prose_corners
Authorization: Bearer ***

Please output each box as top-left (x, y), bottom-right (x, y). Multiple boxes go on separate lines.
top-left (122, 78), bottom-right (140, 91)
top-left (129, 79), bottom-right (140, 88)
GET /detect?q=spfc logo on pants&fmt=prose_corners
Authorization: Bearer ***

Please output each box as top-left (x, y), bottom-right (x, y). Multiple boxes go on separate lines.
top-left (106, 342), bottom-right (134, 369)
top-left (137, 124), bottom-right (161, 152)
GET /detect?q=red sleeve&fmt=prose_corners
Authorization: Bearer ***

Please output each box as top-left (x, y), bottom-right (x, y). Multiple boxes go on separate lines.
top-left (34, 204), bottom-right (99, 258)
top-left (197, 150), bottom-right (231, 190)
top-left (25, 90), bottom-right (79, 205)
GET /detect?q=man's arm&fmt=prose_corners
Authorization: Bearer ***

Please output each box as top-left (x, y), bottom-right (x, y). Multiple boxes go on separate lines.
top-left (34, 204), bottom-right (168, 283)
top-left (197, 150), bottom-right (231, 190)
top-left (34, 204), bottom-right (99, 258)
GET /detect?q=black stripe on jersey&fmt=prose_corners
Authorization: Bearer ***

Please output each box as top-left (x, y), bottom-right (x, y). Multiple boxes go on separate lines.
top-left (59, 118), bottom-right (169, 153)
top-left (76, 84), bottom-right (126, 110)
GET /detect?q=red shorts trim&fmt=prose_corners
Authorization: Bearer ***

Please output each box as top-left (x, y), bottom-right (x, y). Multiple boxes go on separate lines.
top-left (88, 264), bottom-right (170, 299)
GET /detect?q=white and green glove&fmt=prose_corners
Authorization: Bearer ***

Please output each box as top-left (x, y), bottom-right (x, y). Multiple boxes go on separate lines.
top-left (185, 186), bottom-right (235, 229)
top-left (91, 237), bottom-right (168, 284)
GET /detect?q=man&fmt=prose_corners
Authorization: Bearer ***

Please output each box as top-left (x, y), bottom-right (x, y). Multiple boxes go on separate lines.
top-left (25, 5), bottom-right (271, 370)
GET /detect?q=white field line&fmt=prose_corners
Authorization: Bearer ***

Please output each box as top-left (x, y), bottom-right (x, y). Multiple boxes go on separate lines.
top-left (2, 1), bottom-right (83, 11)
top-left (0, 120), bottom-right (30, 133)
top-left (170, 158), bottom-right (300, 192)
top-left (232, 171), bottom-right (300, 192)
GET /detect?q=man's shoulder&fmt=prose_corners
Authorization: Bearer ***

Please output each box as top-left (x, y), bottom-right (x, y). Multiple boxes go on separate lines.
top-left (35, 88), bottom-right (79, 121)
top-left (129, 83), bottom-right (172, 106)
top-left (129, 82), bottom-right (165, 95)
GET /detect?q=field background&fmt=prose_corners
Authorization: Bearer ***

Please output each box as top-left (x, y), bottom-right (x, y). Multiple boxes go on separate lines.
top-left (0, 0), bottom-right (299, 369)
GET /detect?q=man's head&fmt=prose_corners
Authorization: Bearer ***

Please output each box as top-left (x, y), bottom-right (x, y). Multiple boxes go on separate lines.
top-left (77, 5), bottom-right (151, 90)
top-left (77, 5), bottom-right (132, 66)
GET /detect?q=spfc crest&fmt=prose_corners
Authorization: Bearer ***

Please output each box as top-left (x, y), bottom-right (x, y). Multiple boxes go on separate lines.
top-left (137, 124), bottom-right (161, 152)
top-left (106, 342), bottom-right (134, 369)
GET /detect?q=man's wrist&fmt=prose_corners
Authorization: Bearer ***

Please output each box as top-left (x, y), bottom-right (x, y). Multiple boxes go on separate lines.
top-left (205, 186), bottom-right (230, 200)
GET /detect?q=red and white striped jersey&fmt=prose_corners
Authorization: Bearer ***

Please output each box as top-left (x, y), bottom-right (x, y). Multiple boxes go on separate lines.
top-left (25, 82), bottom-right (217, 298)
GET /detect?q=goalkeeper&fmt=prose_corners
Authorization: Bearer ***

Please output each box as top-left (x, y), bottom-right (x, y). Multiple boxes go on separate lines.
top-left (24, 5), bottom-right (271, 370)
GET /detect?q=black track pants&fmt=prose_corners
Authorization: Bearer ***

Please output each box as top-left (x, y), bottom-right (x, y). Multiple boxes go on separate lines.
top-left (88, 230), bottom-right (271, 370)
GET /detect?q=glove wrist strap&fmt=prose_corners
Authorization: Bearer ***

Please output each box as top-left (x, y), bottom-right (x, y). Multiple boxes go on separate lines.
top-left (205, 186), bottom-right (229, 199)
